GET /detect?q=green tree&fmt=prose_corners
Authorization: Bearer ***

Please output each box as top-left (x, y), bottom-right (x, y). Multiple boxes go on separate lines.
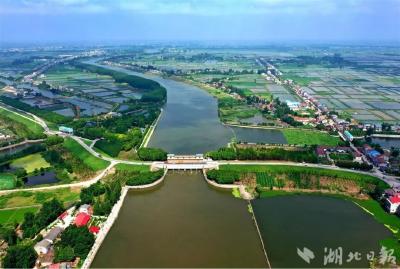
top-left (3, 244), bottom-right (37, 269)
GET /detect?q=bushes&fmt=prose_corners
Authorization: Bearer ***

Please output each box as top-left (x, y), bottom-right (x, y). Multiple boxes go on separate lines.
top-left (125, 170), bottom-right (164, 186)
top-left (0, 96), bottom-right (70, 124)
top-left (206, 146), bottom-right (318, 163)
top-left (54, 226), bottom-right (94, 261)
top-left (206, 147), bottom-right (236, 160)
top-left (206, 170), bottom-right (239, 184)
top-left (335, 160), bottom-right (373, 171)
top-left (3, 244), bottom-right (37, 269)
top-left (94, 138), bottom-right (123, 157)
top-left (138, 147), bottom-right (167, 161)
top-left (21, 198), bottom-right (64, 239)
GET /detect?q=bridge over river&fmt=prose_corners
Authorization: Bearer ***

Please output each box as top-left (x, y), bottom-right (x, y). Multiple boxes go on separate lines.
top-left (151, 154), bottom-right (219, 170)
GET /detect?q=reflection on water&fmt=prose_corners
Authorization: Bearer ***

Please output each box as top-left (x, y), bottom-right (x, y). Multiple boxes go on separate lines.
top-left (92, 172), bottom-right (267, 268)
top-left (252, 195), bottom-right (391, 268)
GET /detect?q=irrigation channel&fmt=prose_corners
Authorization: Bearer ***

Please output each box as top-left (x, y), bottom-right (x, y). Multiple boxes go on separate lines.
top-left (86, 61), bottom-right (393, 268)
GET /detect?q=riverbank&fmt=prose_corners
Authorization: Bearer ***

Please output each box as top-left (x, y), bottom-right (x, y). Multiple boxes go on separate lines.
top-left (139, 108), bottom-right (163, 149)
top-left (81, 168), bottom-right (167, 269)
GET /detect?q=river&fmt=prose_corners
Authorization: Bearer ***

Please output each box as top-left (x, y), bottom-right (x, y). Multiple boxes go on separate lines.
top-left (252, 195), bottom-right (391, 268)
top-left (85, 61), bottom-right (287, 154)
top-left (91, 172), bottom-right (267, 268)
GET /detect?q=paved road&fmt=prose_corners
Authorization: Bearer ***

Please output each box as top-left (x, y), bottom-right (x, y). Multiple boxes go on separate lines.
top-left (1, 104), bottom-right (399, 196)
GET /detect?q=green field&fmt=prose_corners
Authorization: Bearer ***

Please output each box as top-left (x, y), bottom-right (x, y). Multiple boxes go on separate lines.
top-left (11, 153), bottom-right (51, 173)
top-left (0, 107), bottom-right (44, 136)
top-left (0, 173), bottom-right (16, 190)
top-left (0, 188), bottom-right (81, 210)
top-left (63, 138), bottom-right (109, 171)
top-left (0, 207), bottom-right (39, 226)
top-left (115, 163), bottom-right (151, 172)
top-left (282, 129), bottom-right (340, 146)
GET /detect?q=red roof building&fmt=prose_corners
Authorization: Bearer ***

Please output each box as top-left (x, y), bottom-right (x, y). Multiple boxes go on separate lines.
top-left (74, 212), bottom-right (91, 227)
top-left (89, 226), bottom-right (100, 234)
top-left (389, 195), bottom-right (400, 204)
top-left (58, 211), bottom-right (68, 220)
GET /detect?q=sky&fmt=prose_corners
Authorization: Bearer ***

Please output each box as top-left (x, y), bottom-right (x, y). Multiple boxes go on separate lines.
top-left (0, 0), bottom-right (399, 44)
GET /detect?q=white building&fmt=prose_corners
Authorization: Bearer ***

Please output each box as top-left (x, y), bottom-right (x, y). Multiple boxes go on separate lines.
top-left (384, 195), bottom-right (400, 214)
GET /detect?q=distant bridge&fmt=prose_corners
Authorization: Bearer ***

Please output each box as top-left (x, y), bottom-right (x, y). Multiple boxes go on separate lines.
top-left (151, 154), bottom-right (219, 170)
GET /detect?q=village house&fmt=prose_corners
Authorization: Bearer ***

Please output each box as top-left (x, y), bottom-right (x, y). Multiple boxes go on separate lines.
top-left (384, 195), bottom-right (400, 214)
top-left (34, 227), bottom-right (63, 255)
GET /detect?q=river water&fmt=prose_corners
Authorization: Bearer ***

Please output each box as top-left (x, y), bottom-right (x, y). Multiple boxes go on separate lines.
top-left (91, 172), bottom-right (267, 268)
top-left (252, 195), bottom-right (391, 268)
top-left (85, 61), bottom-right (287, 154)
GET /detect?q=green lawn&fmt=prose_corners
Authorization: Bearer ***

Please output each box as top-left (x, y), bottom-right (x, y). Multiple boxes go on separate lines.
top-left (0, 188), bottom-right (81, 210)
top-left (0, 107), bottom-right (44, 136)
top-left (115, 163), bottom-right (151, 172)
top-left (0, 207), bottom-right (39, 226)
top-left (0, 173), bottom-right (16, 190)
top-left (282, 129), bottom-right (340, 146)
top-left (11, 153), bottom-right (51, 173)
top-left (63, 138), bottom-right (109, 171)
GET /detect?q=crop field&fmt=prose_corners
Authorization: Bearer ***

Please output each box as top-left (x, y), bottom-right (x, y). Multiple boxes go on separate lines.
top-left (0, 173), bottom-right (16, 190)
top-left (276, 60), bottom-right (400, 123)
top-left (0, 207), bottom-right (39, 226)
top-left (282, 129), bottom-right (341, 146)
top-left (11, 153), bottom-right (51, 173)
top-left (63, 138), bottom-right (109, 171)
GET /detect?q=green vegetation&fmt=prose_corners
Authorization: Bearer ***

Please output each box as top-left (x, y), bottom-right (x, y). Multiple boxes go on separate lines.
top-left (63, 138), bottom-right (109, 171)
top-left (115, 163), bottom-right (150, 172)
top-left (282, 129), bottom-right (341, 146)
top-left (125, 170), bottom-right (164, 186)
top-left (216, 164), bottom-right (387, 193)
top-left (218, 97), bottom-right (258, 123)
top-left (94, 138), bottom-right (123, 157)
top-left (0, 188), bottom-right (80, 210)
top-left (0, 207), bottom-right (39, 226)
top-left (11, 153), bottom-right (51, 173)
top-left (21, 198), bottom-right (64, 238)
top-left (74, 62), bottom-right (167, 103)
top-left (80, 180), bottom-right (121, 216)
top-left (137, 147), bottom-right (167, 161)
top-left (335, 160), bottom-right (373, 171)
top-left (207, 146), bottom-right (318, 163)
top-left (3, 243), bottom-right (37, 269)
top-left (0, 96), bottom-right (69, 124)
top-left (281, 73), bottom-right (320, 86)
top-left (206, 169), bottom-right (239, 184)
top-left (0, 173), bottom-right (16, 190)
top-left (54, 226), bottom-right (95, 262)
top-left (0, 107), bottom-right (45, 139)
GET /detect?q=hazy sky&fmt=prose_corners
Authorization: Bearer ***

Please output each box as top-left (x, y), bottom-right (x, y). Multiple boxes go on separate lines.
top-left (0, 0), bottom-right (399, 43)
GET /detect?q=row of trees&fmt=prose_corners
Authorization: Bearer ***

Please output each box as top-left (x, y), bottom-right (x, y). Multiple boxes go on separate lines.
top-left (137, 147), bottom-right (167, 161)
top-left (54, 226), bottom-right (95, 263)
top-left (207, 146), bottom-right (318, 163)
top-left (21, 198), bottom-right (64, 238)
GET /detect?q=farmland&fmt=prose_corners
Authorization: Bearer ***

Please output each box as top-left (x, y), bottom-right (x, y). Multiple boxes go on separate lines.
top-left (0, 174), bottom-right (16, 190)
top-left (282, 129), bottom-right (341, 146)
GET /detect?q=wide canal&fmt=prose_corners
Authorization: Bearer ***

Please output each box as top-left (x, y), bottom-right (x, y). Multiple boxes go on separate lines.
top-left (91, 172), bottom-right (267, 268)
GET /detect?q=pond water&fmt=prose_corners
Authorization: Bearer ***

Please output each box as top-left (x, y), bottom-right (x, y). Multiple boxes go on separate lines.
top-left (251, 195), bottom-right (391, 268)
top-left (91, 172), bottom-right (267, 268)
top-left (372, 137), bottom-right (400, 149)
top-left (24, 171), bottom-right (59, 186)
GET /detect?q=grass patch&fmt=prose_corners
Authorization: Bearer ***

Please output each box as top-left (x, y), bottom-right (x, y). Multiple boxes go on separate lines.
top-left (10, 153), bottom-right (51, 173)
top-left (0, 107), bottom-right (44, 136)
top-left (0, 173), bottom-right (16, 190)
top-left (63, 138), bottom-right (109, 171)
top-left (0, 188), bottom-right (81, 209)
top-left (282, 129), bottom-right (340, 146)
top-left (115, 163), bottom-right (150, 172)
top-left (0, 207), bottom-right (39, 226)
top-left (94, 139), bottom-right (123, 157)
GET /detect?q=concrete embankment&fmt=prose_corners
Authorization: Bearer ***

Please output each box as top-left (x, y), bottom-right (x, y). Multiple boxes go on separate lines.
top-left (202, 169), bottom-right (253, 199)
top-left (372, 134), bottom-right (400, 138)
top-left (140, 108), bottom-right (163, 148)
top-left (81, 169), bottom-right (167, 269)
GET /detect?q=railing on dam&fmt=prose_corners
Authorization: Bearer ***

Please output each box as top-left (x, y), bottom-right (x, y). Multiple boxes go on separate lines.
top-left (151, 154), bottom-right (219, 170)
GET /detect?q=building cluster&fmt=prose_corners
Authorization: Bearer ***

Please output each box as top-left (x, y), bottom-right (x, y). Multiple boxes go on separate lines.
top-left (34, 204), bottom-right (101, 269)
top-left (315, 146), bottom-right (362, 162)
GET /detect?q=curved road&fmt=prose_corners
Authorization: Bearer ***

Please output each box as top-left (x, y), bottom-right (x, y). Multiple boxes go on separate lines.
top-left (0, 104), bottom-right (399, 196)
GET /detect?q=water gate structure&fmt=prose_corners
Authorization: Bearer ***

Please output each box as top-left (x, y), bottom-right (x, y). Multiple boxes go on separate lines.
top-left (151, 154), bottom-right (219, 170)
